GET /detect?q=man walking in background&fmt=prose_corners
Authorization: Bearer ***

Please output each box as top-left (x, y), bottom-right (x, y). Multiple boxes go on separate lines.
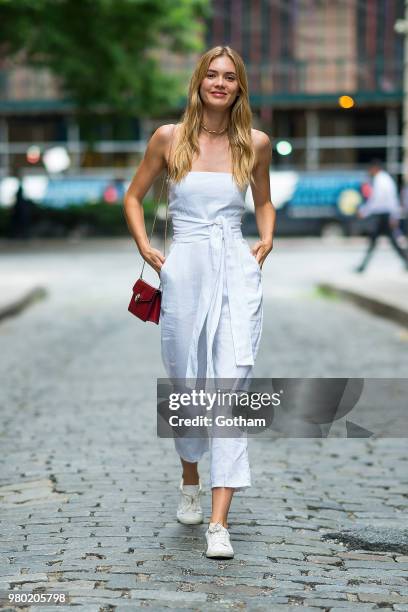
top-left (355, 159), bottom-right (408, 273)
top-left (398, 182), bottom-right (408, 246)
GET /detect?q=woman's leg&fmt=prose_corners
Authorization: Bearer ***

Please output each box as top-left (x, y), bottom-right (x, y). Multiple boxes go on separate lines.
top-left (211, 487), bottom-right (234, 528)
top-left (173, 322), bottom-right (210, 477)
top-left (180, 458), bottom-right (199, 485)
top-left (209, 436), bottom-right (251, 526)
top-left (209, 284), bottom-right (254, 526)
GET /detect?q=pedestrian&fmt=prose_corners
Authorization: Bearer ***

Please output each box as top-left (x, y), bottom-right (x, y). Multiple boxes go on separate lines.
top-left (397, 183), bottom-right (408, 247)
top-left (355, 159), bottom-right (408, 272)
top-left (124, 46), bottom-right (276, 559)
top-left (10, 179), bottom-right (33, 239)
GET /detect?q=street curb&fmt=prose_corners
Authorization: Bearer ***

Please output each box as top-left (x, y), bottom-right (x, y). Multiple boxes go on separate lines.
top-left (317, 282), bottom-right (408, 328)
top-left (0, 286), bottom-right (48, 322)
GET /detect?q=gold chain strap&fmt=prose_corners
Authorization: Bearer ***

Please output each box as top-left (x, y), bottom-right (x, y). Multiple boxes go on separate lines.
top-left (140, 125), bottom-right (175, 286)
top-left (139, 171), bottom-right (169, 286)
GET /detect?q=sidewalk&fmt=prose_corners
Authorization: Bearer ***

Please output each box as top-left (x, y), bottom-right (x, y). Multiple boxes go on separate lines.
top-left (0, 278), bottom-right (47, 322)
top-left (317, 272), bottom-right (408, 328)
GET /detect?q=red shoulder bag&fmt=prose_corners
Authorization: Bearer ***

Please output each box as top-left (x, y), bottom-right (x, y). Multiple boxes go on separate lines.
top-left (128, 172), bottom-right (170, 324)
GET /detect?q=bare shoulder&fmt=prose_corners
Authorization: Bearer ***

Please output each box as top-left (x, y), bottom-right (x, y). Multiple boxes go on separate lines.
top-left (151, 123), bottom-right (180, 164)
top-left (153, 123), bottom-right (180, 145)
top-left (251, 128), bottom-right (271, 153)
top-left (148, 123), bottom-right (172, 146)
top-left (251, 129), bottom-right (272, 171)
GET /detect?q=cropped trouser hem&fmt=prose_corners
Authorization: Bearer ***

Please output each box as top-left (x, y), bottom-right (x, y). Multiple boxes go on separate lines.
top-left (175, 436), bottom-right (251, 492)
top-left (211, 481), bottom-right (251, 492)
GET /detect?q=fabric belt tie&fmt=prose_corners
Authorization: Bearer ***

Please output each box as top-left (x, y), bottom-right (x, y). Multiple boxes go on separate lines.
top-left (172, 214), bottom-right (254, 380)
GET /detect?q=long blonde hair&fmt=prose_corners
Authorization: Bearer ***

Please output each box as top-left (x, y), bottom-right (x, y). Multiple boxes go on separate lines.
top-left (168, 46), bottom-right (255, 191)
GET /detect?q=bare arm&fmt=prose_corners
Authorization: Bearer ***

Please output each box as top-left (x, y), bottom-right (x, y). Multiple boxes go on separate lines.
top-left (250, 131), bottom-right (276, 269)
top-left (123, 124), bottom-right (173, 275)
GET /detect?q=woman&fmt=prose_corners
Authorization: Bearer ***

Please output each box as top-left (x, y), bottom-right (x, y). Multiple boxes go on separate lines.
top-left (124, 46), bottom-right (276, 558)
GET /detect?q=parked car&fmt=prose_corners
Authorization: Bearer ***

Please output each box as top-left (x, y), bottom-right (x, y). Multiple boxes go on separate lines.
top-left (0, 175), bottom-right (129, 208)
top-left (243, 170), bottom-right (373, 237)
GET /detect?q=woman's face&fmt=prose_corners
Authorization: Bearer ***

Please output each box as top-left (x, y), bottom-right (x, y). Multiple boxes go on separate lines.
top-left (199, 56), bottom-right (240, 110)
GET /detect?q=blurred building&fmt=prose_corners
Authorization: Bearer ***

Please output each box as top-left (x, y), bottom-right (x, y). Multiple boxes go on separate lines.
top-left (0, 0), bottom-right (404, 179)
top-left (0, 60), bottom-right (144, 178)
top-left (205, 0), bottom-right (404, 175)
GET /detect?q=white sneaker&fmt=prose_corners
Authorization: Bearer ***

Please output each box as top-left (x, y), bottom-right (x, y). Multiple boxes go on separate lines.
top-left (205, 522), bottom-right (234, 558)
top-left (176, 479), bottom-right (203, 525)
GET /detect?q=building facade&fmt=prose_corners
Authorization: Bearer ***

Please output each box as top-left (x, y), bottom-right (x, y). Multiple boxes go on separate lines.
top-left (205, 0), bottom-right (404, 174)
top-left (0, 0), bottom-right (404, 179)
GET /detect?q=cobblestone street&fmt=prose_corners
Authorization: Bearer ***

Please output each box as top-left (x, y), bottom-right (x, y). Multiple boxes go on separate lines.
top-left (0, 238), bottom-right (407, 611)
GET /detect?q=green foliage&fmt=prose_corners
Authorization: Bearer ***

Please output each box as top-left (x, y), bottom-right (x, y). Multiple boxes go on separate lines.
top-left (0, 0), bottom-right (210, 115)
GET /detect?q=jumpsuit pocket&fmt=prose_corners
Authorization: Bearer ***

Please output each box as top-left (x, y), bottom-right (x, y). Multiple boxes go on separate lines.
top-left (243, 240), bottom-right (262, 275)
top-left (251, 253), bottom-right (262, 274)
top-left (159, 243), bottom-right (175, 280)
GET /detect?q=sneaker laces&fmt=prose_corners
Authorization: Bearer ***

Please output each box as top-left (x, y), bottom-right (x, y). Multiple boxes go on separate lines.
top-left (208, 523), bottom-right (230, 548)
top-left (178, 481), bottom-right (201, 513)
top-left (179, 491), bottom-right (201, 513)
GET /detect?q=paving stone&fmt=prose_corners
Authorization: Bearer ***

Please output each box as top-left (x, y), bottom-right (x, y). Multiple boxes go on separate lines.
top-left (323, 526), bottom-right (408, 555)
top-left (357, 592), bottom-right (408, 604)
top-left (329, 607), bottom-right (381, 611)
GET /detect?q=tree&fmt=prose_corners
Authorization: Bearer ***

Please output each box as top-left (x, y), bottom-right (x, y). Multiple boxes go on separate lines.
top-left (0, 0), bottom-right (210, 116)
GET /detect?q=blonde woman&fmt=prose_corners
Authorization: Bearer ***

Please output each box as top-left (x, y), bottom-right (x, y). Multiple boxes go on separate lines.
top-left (124, 46), bottom-right (276, 558)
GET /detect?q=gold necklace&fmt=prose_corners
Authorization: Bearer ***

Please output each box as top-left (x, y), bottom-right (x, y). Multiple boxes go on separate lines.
top-left (201, 122), bottom-right (228, 135)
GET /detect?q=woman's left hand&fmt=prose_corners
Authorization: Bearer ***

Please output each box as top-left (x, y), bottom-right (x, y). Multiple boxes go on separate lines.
top-left (251, 239), bottom-right (273, 269)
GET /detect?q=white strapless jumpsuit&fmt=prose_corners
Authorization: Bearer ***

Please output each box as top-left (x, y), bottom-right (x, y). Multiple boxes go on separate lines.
top-left (160, 171), bottom-right (263, 491)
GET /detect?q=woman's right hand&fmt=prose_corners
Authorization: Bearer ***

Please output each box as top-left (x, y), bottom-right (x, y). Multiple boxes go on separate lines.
top-left (141, 246), bottom-right (166, 275)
